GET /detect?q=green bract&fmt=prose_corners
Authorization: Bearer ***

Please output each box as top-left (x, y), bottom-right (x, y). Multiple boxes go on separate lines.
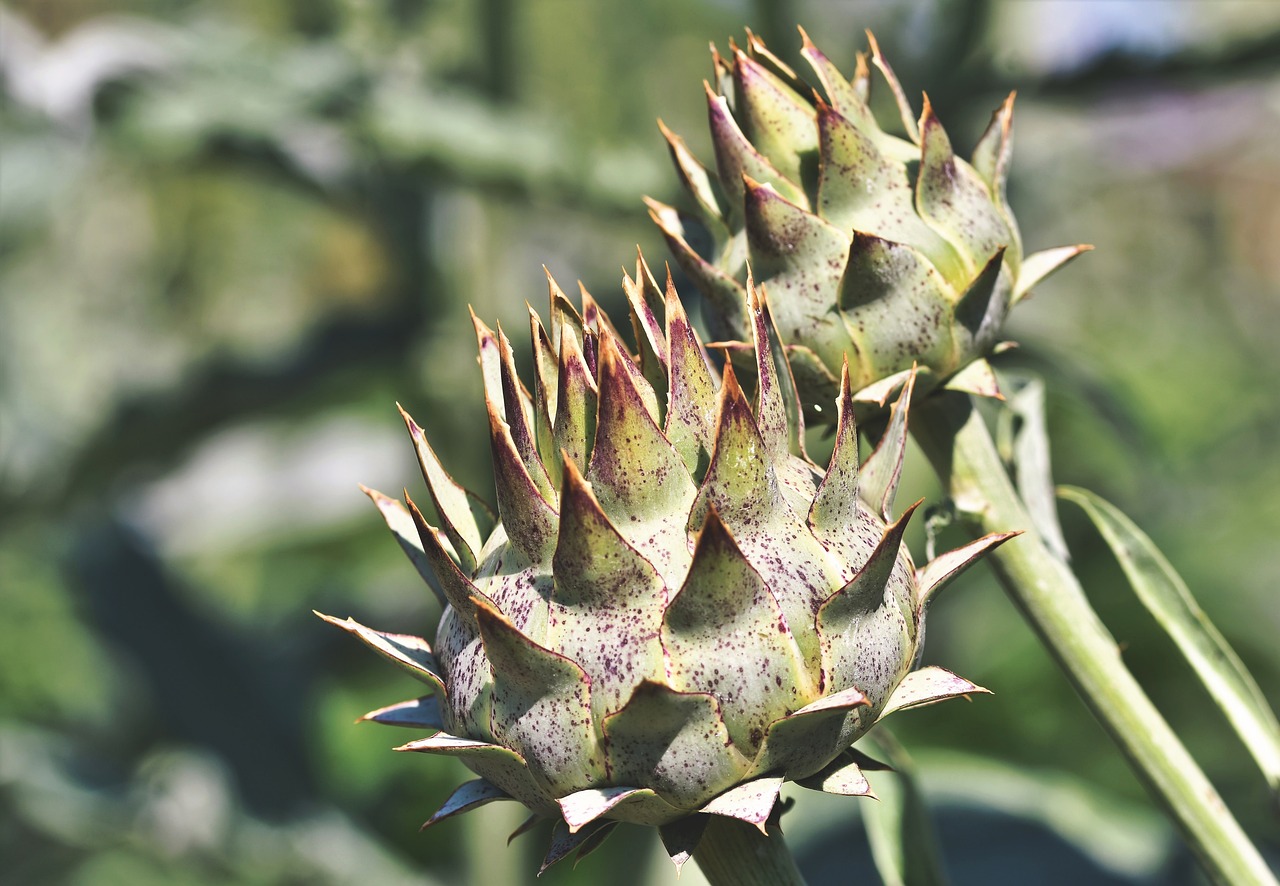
top-left (649, 30), bottom-right (1088, 419)
top-left (321, 260), bottom-right (1011, 872)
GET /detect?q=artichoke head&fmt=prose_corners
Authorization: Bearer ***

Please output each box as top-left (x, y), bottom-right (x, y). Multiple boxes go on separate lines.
top-left (650, 29), bottom-right (1088, 420)
top-left (321, 259), bottom-right (1011, 871)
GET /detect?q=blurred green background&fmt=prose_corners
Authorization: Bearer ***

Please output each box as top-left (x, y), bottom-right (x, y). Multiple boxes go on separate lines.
top-left (2, 1), bottom-right (1279, 883)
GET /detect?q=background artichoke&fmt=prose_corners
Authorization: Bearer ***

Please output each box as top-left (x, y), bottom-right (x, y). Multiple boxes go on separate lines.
top-left (649, 30), bottom-right (1089, 417)
top-left (322, 260), bottom-right (1012, 871)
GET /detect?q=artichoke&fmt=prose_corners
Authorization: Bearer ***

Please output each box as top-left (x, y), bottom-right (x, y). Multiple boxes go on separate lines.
top-left (321, 261), bottom-right (1012, 872)
top-left (649, 30), bottom-right (1088, 419)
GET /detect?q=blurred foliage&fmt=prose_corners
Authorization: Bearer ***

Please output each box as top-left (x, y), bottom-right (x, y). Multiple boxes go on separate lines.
top-left (2, 0), bottom-right (1279, 883)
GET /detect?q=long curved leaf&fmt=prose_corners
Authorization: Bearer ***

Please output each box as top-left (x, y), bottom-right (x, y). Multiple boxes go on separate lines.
top-left (1060, 486), bottom-right (1280, 795)
top-left (860, 729), bottom-right (949, 886)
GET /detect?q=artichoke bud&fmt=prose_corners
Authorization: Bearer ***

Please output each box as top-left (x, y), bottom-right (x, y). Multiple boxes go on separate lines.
top-left (649, 29), bottom-right (1089, 422)
top-left (321, 258), bottom-right (1013, 872)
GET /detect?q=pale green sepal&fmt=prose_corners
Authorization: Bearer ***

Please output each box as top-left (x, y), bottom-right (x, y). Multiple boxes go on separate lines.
top-left (916, 98), bottom-right (1012, 276)
top-left (865, 32), bottom-right (920, 144)
top-left (758, 285), bottom-right (808, 458)
top-left (816, 102), bottom-right (961, 278)
top-left (358, 695), bottom-right (443, 730)
top-left (730, 48), bottom-right (817, 198)
top-left (660, 118), bottom-right (728, 222)
top-left (600, 324), bottom-right (662, 427)
top-left (558, 786), bottom-right (644, 832)
top-left (662, 506), bottom-right (813, 753)
top-left (799, 28), bottom-right (881, 141)
top-left (786, 342), bottom-right (842, 422)
top-left (795, 750), bottom-right (875, 797)
top-left (915, 531), bottom-right (1019, 610)
top-left (558, 786), bottom-right (684, 831)
top-left (394, 733), bottom-right (553, 814)
top-left (586, 333), bottom-right (696, 585)
top-left (877, 666), bottom-right (990, 722)
top-left (622, 264), bottom-right (670, 408)
top-left (852, 366), bottom-right (914, 408)
top-left (663, 274), bottom-right (719, 473)
top-left (545, 271), bottom-right (585, 355)
top-left (497, 325), bottom-right (556, 504)
top-left (808, 360), bottom-right (859, 535)
top-left (747, 686), bottom-right (869, 780)
top-left (743, 29), bottom-right (807, 95)
top-left (691, 363), bottom-right (774, 530)
top-left (315, 613), bottom-right (445, 696)
top-left (540, 819), bottom-right (616, 875)
top-left (706, 84), bottom-right (807, 213)
top-left (944, 357), bottom-right (1002, 400)
top-left (398, 406), bottom-right (492, 574)
top-left (475, 599), bottom-right (606, 797)
top-left (817, 501), bottom-right (919, 639)
top-left (1013, 244), bottom-right (1093, 306)
top-left (529, 306), bottom-right (559, 419)
top-left (507, 814), bottom-right (540, 845)
top-left (359, 486), bottom-right (447, 608)
top-left (858, 368), bottom-right (916, 520)
top-left (816, 503), bottom-right (919, 717)
top-left (647, 198), bottom-right (748, 340)
top-left (953, 247), bottom-right (1010, 352)
top-left (970, 93), bottom-right (1015, 198)
top-left (420, 778), bottom-right (510, 829)
top-left (471, 309), bottom-right (505, 421)
top-left (552, 322), bottom-right (597, 476)
top-left (602, 680), bottom-right (751, 809)
top-left (742, 176), bottom-right (852, 355)
top-left (699, 776), bottom-right (784, 832)
top-left (659, 815), bottom-right (709, 873)
top-left (486, 395), bottom-right (559, 564)
top-left (970, 93), bottom-right (1023, 263)
top-left (528, 308), bottom-right (562, 487)
top-left (550, 458), bottom-right (666, 719)
top-left (838, 234), bottom-right (956, 384)
top-left (572, 820), bottom-right (620, 867)
top-left (693, 365), bottom-right (834, 672)
top-left (1060, 486), bottom-right (1280, 793)
top-left (403, 494), bottom-right (497, 626)
top-left (747, 280), bottom-right (792, 458)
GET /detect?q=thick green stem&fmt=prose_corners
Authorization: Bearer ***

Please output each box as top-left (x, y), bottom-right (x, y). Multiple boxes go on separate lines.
top-left (913, 392), bottom-right (1276, 886)
top-left (692, 816), bottom-right (808, 886)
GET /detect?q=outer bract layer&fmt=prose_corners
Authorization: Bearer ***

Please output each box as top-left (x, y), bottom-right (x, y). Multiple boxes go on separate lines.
top-left (322, 259), bottom-right (1011, 872)
top-left (650, 30), bottom-right (1089, 420)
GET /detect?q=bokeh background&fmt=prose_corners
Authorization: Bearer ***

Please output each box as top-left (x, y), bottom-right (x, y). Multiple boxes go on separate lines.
top-left (3, 1), bottom-right (1279, 883)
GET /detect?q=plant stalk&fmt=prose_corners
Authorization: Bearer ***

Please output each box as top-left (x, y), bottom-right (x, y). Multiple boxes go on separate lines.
top-left (692, 816), bottom-right (808, 886)
top-left (912, 391), bottom-right (1276, 886)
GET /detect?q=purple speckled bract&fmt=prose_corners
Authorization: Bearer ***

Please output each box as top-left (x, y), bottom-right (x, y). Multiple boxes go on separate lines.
top-left (650, 30), bottom-right (1088, 425)
top-left (322, 30), bottom-right (1036, 875)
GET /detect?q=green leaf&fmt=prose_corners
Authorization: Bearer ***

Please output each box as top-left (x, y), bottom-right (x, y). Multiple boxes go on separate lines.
top-left (860, 729), bottom-right (949, 886)
top-left (996, 374), bottom-right (1070, 562)
top-left (1059, 486), bottom-right (1280, 795)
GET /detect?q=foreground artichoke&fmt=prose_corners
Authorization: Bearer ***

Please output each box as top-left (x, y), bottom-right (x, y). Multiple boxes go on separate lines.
top-left (649, 30), bottom-right (1088, 418)
top-left (321, 259), bottom-right (1012, 872)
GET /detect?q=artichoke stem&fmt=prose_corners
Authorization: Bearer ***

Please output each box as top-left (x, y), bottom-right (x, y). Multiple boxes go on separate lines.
top-left (692, 816), bottom-right (808, 886)
top-left (912, 391), bottom-right (1277, 886)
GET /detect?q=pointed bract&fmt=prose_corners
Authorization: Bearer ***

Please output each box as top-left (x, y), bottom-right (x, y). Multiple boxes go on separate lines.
top-left (422, 779), bottom-right (510, 830)
top-left (316, 612), bottom-right (445, 697)
top-left (916, 532), bottom-right (1019, 610)
top-left (603, 680), bottom-right (750, 809)
top-left (359, 695), bottom-right (444, 730)
top-left (361, 486), bottom-right (447, 608)
top-left (877, 666), bottom-right (990, 721)
top-left (858, 368), bottom-right (916, 519)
